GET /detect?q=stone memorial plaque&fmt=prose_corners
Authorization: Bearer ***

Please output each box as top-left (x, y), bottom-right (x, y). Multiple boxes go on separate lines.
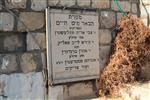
top-left (46, 9), bottom-right (100, 84)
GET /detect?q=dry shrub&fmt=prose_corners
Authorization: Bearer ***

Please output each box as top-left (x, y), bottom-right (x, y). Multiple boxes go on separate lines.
top-left (99, 15), bottom-right (150, 96)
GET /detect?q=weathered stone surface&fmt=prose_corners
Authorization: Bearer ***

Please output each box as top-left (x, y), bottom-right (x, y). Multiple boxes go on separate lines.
top-left (77, 0), bottom-right (91, 7)
top-left (48, 0), bottom-right (59, 6)
top-left (120, 82), bottom-right (150, 100)
top-left (17, 12), bottom-right (45, 31)
top-left (99, 29), bottom-right (112, 44)
top-left (49, 85), bottom-right (64, 100)
top-left (27, 33), bottom-right (46, 50)
top-left (3, 34), bottom-right (25, 52)
top-left (60, 0), bottom-right (76, 6)
top-left (111, 0), bottom-right (130, 12)
top-left (140, 4), bottom-right (150, 17)
top-left (142, 0), bottom-right (150, 5)
top-left (132, 3), bottom-right (138, 13)
top-left (5, 0), bottom-right (27, 9)
top-left (0, 13), bottom-right (14, 31)
top-left (0, 54), bottom-right (17, 74)
top-left (117, 12), bottom-right (122, 25)
top-left (100, 11), bottom-right (116, 28)
top-left (31, 0), bottom-right (47, 11)
top-left (92, 0), bottom-right (110, 8)
top-left (20, 53), bottom-right (37, 73)
top-left (0, 72), bottom-right (44, 99)
top-left (99, 46), bottom-right (111, 69)
top-left (66, 82), bottom-right (95, 99)
top-left (41, 52), bottom-right (46, 69)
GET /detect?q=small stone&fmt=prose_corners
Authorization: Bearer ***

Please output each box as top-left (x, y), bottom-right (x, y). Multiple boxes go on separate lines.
top-left (0, 13), bottom-right (14, 31)
top-left (100, 11), bottom-right (116, 28)
top-left (31, 0), bottom-right (47, 11)
top-left (111, 0), bottom-right (130, 12)
top-left (77, 0), bottom-right (91, 7)
top-left (17, 12), bottom-right (45, 32)
top-left (60, 0), bottom-right (76, 6)
top-left (3, 34), bottom-right (25, 52)
top-left (20, 53), bottom-right (37, 73)
top-left (132, 3), bottom-right (138, 13)
top-left (0, 54), bottom-right (18, 74)
top-left (92, 0), bottom-right (110, 8)
top-left (27, 32), bottom-right (46, 50)
top-left (48, 0), bottom-right (59, 6)
top-left (5, 0), bottom-right (27, 9)
top-left (99, 29), bottom-right (112, 45)
top-left (99, 46), bottom-right (111, 69)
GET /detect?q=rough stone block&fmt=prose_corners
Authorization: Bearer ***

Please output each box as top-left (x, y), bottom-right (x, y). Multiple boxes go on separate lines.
top-left (20, 53), bottom-right (37, 73)
top-left (5, 0), bottom-right (27, 9)
top-left (60, 0), bottom-right (76, 6)
top-left (27, 32), bottom-right (46, 50)
top-left (0, 72), bottom-right (44, 99)
top-left (0, 54), bottom-right (18, 74)
top-left (0, 13), bottom-right (14, 31)
top-left (99, 46), bottom-right (111, 69)
top-left (17, 12), bottom-right (45, 32)
top-left (132, 3), bottom-right (138, 13)
top-left (49, 85), bottom-right (64, 100)
top-left (3, 34), bottom-right (25, 52)
top-left (31, 0), bottom-right (47, 11)
top-left (64, 81), bottom-right (96, 100)
top-left (99, 29), bottom-right (112, 45)
top-left (77, 0), bottom-right (91, 7)
top-left (48, 0), bottom-right (59, 6)
top-left (92, 0), bottom-right (110, 9)
top-left (100, 11), bottom-right (116, 28)
top-left (111, 0), bottom-right (130, 12)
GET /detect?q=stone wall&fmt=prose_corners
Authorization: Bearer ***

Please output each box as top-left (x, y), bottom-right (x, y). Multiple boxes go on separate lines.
top-left (0, 0), bottom-right (140, 100)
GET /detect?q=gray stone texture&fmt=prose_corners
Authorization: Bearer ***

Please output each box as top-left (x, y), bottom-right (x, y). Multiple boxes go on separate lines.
top-left (0, 54), bottom-right (18, 74)
top-left (99, 29), bottom-right (112, 45)
top-left (77, 0), bottom-right (91, 7)
top-left (31, 0), bottom-right (47, 11)
top-left (0, 13), bottom-right (14, 31)
top-left (92, 0), bottom-right (110, 8)
top-left (27, 32), bottom-right (46, 50)
top-left (17, 12), bottom-right (45, 32)
top-left (111, 0), bottom-right (130, 12)
top-left (100, 11), bottom-right (116, 28)
top-left (5, 0), bottom-right (27, 9)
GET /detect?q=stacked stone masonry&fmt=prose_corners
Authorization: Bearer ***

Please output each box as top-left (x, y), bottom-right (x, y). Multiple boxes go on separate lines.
top-left (0, 0), bottom-right (143, 99)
